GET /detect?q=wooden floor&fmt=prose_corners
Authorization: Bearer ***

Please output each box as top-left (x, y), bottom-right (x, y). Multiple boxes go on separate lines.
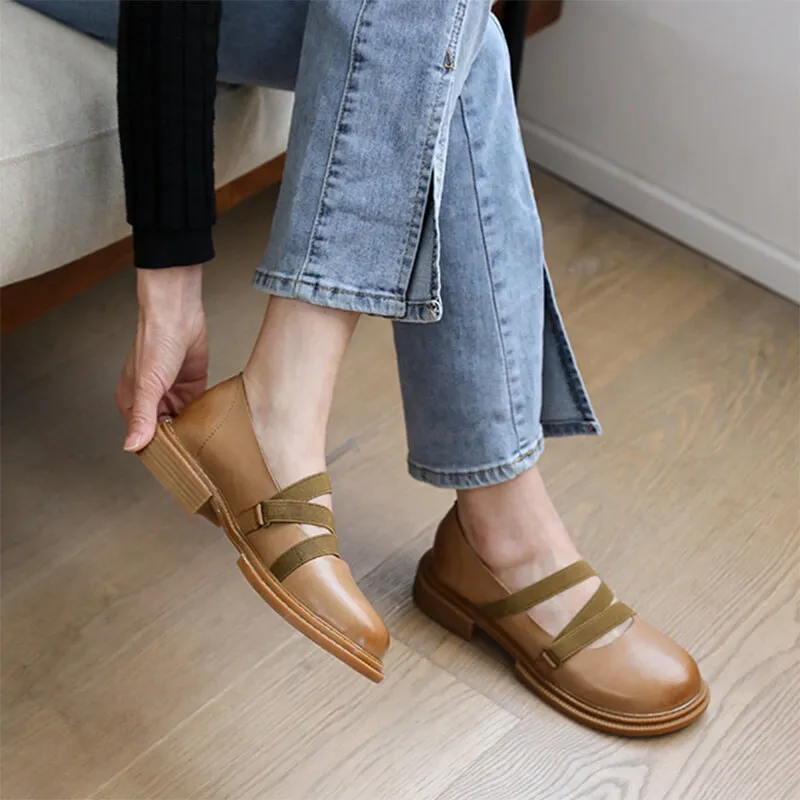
top-left (2, 170), bottom-right (798, 800)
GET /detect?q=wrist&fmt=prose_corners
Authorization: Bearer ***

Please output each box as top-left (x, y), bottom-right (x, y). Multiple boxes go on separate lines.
top-left (137, 266), bottom-right (203, 318)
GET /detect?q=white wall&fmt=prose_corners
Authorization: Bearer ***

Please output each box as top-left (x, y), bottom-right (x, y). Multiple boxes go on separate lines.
top-left (519, 0), bottom-right (800, 302)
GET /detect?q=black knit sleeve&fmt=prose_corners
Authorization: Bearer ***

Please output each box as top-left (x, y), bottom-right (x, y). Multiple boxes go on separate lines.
top-left (117, 0), bottom-right (222, 268)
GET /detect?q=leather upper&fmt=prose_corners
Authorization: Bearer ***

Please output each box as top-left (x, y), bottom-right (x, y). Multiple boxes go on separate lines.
top-left (431, 507), bottom-right (702, 715)
top-left (172, 376), bottom-right (389, 660)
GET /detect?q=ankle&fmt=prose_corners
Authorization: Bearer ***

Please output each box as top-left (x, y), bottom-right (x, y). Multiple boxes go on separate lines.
top-left (243, 369), bottom-right (326, 440)
top-left (457, 500), bottom-right (549, 572)
top-left (456, 468), bottom-right (580, 572)
top-left (242, 371), bottom-right (328, 488)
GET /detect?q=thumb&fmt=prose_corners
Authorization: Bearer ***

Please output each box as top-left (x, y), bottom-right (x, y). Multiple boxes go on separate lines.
top-left (124, 370), bottom-right (166, 452)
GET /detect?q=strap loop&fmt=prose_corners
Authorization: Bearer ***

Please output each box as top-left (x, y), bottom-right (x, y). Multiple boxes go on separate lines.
top-left (260, 498), bottom-right (335, 534)
top-left (235, 472), bottom-right (334, 535)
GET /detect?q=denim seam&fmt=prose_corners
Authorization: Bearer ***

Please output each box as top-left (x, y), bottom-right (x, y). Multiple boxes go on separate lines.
top-left (407, 436), bottom-right (545, 488)
top-left (458, 93), bottom-right (524, 450)
top-left (256, 271), bottom-right (403, 303)
top-left (397, 90), bottom-right (442, 293)
top-left (294, 0), bottom-right (372, 291)
top-left (544, 281), bottom-right (596, 422)
top-left (407, 438), bottom-right (541, 476)
top-left (253, 270), bottom-right (441, 321)
top-left (542, 420), bottom-right (601, 437)
top-left (396, 0), bottom-right (468, 293)
top-left (555, 322), bottom-right (594, 422)
top-left (553, 331), bottom-right (592, 417)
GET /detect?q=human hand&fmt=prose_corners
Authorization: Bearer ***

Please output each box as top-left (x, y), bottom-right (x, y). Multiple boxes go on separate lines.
top-left (117, 266), bottom-right (208, 452)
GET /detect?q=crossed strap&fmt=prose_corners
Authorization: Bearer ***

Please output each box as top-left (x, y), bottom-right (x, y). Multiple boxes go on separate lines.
top-left (236, 472), bottom-right (339, 583)
top-left (479, 561), bottom-right (635, 669)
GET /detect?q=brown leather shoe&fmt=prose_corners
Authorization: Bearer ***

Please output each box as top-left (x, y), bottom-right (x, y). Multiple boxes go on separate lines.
top-left (414, 506), bottom-right (709, 735)
top-left (138, 375), bottom-right (389, 682)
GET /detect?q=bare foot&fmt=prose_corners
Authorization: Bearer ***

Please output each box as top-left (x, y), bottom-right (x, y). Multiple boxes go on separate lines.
top-left (242, 371), bottom-right (332, 535)
top-left (241, 297), bottom-right (359, 530)
top-left (457, 467), bottom-right (630, 648)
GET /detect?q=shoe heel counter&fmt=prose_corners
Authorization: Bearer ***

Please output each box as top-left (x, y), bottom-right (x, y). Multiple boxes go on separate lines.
top-left (172, 375), bottom-right (243, 456)
top-left (431, 505), bottom-right (468, 592)
top-left (431, 505), bottom-right (505, 606)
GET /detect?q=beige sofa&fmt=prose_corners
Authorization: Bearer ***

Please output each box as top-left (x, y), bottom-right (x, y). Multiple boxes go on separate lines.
top-left (0, 0), bottom-right (294, 330)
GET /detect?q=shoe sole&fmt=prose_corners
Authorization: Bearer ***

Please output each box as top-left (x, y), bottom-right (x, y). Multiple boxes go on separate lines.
top-left (139, 420), bottom-right (384, 683)
top-left (413, 551), bottom-right (709, 736)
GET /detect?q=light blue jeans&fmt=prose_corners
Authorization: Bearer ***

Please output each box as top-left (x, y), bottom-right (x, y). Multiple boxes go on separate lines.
top-left (23, 0), bottom-right (600, 488)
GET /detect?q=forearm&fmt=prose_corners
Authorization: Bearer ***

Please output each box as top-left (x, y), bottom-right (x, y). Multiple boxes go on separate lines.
top-left (117, 0), bottom-right (222, 268)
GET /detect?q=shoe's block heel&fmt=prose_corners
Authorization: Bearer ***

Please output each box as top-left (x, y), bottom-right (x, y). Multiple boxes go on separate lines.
top-left (413, 552), bottom-right (475, 641)
top-left (138, 423), bottom-right (214, 515)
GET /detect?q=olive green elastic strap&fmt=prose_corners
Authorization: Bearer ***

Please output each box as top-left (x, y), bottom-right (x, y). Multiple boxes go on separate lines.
top-left (259, 499), bottom-right (335, 534)
top-left (479, 561), bottom-right (596, 619)
top-left (478, 559), bottom-right (635, 669)
top-left (542, 601), bottom-right (634, 668)
top-left (558, 580), bottom-right (614, 638)
top-left (272, 472), bottom-right (332, 503)
top-left (237, 472), bottom-right (334, 535)
top-left (261, 472), bottom-right (334, 532)
top-left (269, 534), bottom-right (340, 582)
top-left (237, 472), bottom-right (340, 580)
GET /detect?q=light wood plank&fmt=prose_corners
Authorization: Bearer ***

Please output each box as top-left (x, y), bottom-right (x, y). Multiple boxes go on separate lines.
top-left (94, 639), bottom-right (517, 800)
top-left (437, 562), bottom-right (799, 800)
top-left (3, 170), bottom-right (798, 800)
top-left (534, 168), bottom-right (735, 391)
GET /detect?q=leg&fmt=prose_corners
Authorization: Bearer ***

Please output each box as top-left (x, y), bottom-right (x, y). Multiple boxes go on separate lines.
top-left (255, 0), bottom-right (493, 320)
top-left (397, 20), bottom-right (706, 733)
top-left (243, 300), bottom-right (357, 491)
top-left (216, 0), bottom-right (508, 684)
top-left (243, 0), bottom-right (492, 501)
top-left (394, 15), bottom-right (602, 637)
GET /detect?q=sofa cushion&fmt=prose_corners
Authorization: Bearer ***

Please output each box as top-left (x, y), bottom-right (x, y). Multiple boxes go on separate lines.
top-left (0, 0), bottom-right (293, 286)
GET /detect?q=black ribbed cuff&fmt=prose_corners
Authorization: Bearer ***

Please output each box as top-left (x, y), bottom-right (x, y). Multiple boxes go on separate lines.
top-left (132, 227), bottom-right (214, 268)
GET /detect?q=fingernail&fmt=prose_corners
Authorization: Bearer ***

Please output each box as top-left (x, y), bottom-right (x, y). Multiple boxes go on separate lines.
top-left (123, 434), bottom-right (142, 452)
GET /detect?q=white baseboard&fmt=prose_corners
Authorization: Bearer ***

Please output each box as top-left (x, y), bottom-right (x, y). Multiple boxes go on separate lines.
top-left (521, 119), bottom-right (800, 304)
